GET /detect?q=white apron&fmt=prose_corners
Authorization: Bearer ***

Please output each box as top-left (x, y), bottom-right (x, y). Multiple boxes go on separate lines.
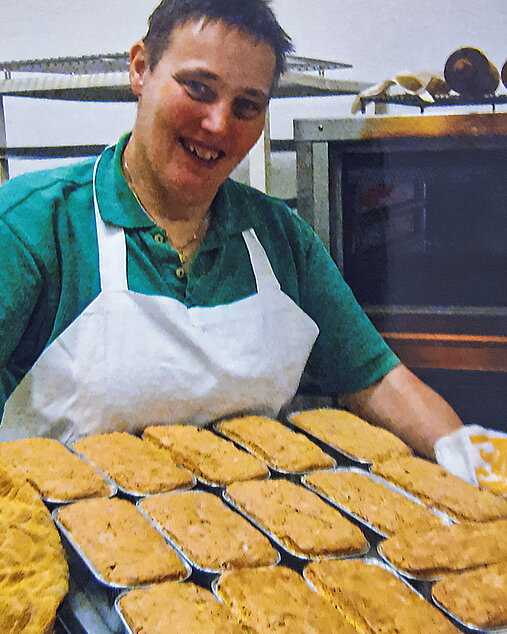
top-left (1, 152), bottom-right (319, 444)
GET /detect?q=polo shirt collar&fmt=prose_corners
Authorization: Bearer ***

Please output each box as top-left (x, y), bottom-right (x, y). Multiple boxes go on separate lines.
top-left (94, 132), bottom-right (257, 249)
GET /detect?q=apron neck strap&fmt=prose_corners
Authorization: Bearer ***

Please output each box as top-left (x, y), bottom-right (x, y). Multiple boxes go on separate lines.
top-left (242, 229), bottom-right (281, 294)
top-left (92, 150), bottom-right (129, 292)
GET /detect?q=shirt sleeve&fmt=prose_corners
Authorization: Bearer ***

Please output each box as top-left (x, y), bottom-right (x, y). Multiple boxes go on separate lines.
top-left (291, 214), bottom-right (400, 396)
top-left (0, 214), bottom-right (44, 402)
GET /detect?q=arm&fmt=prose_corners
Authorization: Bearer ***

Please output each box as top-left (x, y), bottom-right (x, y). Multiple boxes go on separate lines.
top-left (340, 364), bottom-right (464, 459)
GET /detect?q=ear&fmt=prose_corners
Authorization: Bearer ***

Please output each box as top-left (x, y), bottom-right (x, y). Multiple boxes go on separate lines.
top-left (129, 41), bottom-right (149, 96)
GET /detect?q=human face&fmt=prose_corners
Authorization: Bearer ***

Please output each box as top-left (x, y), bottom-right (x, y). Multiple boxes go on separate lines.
top-left (129, 20), bottom-right (276, 205)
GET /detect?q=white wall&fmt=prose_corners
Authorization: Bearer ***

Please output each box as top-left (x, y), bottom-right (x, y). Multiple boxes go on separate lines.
top-left (1, 0), bottom-right (506, 179)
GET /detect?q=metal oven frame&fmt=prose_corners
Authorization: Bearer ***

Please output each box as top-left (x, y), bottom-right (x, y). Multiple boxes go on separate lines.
top-left (294, 112), bottom-right (507, 375)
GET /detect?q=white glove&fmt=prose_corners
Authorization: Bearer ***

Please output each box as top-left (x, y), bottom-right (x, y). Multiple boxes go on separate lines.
top-left (435, 425), bottom-right (507, 491)
top-left (434, 425), bottom-right (486, 485)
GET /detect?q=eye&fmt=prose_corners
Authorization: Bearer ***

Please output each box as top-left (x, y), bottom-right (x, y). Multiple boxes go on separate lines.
top-left (232, 98), bottom-right (266, 121)
top-left (176, 78), bottom-right (216, 103)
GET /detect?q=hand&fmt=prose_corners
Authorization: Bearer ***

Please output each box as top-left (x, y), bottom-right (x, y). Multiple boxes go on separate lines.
top-left (435, 425), bottom-right (507, 492)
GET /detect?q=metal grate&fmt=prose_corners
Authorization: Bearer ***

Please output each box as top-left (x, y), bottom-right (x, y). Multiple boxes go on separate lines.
top-left (0, 53), bottom-right (351, 78)
top-left (358, 92), bottom-right (507, 114)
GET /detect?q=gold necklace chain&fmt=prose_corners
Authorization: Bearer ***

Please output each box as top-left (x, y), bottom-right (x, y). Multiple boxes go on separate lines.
top-left (122, 155), bottom-right (209, 263)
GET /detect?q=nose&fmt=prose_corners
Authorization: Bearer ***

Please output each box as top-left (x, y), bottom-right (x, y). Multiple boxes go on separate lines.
top-left (200, 101), bottom-right (230, 135)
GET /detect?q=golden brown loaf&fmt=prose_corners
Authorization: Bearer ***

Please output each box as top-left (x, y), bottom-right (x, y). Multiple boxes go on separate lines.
top-left (0, 459), bottom-right (68, 634)
top-left (225, 479), bottom-right (367, 558)
top-left (216, 565), bottom-right (358, 633)
top-left (305, 558), bottom-right (459, 633)
top-left (143, 425), bottom-right (268, 485)
top-left (432, 562), bottom-right (507, 629)
top-left (216, 416), bottom-right (335, 472)
top-left (379, 519), bottom-right (507, 578)
top-left (305, 469), bottom-right (443, 535)
top-left (141, 491), bottom-right (279, 571)
top-left (372, 455), bottom-right (507, 521)
top-left (0, 437), bottom-right (111, 501)
top-left (74, 432), bottom-right (194, 494)
top-left (119, 581), bottom-right (246, 634)
top-left (290, 408), bottom-right (412, 463)
top-left (56, 497), bottom-right (188, 586)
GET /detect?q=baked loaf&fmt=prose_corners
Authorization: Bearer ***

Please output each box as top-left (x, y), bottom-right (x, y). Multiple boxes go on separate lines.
top-left (372, 455), bottom-right (507, 521)
top-left (432, 562), bottom-right (507, 629)
top-left (305, 469), bottom-right (443, 536)
top-left (290, 408), bottom-right (411, 463)
top-left (141, 491), bottom-right (279, 571)
top-left (143, 425), bottom-right (268, 485)
top-left (56, 497), bottom-right (188, 586)
top-left (225, 479), bottom-right (367, 558)
top-left (305, 558), bottom-right (459, 633)
top-left (0, 459), bottom-right (68, 634)
top-left (0, 437), bottom-right (111, 501)
top-left (379, 518), bottom-right (507, 578)
top-left (74, 432), bottom-right (194, 494)
top-left (216, 416), bottom-right (335, 472)
top-left (216, 565), bottom-right (358, 633)
top-left (118, 581), bottom-right (246, 634)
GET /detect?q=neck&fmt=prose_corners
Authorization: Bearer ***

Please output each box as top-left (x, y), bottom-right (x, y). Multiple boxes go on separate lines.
top-left (122, 138), bottom-right (215, 224)
top-left (121, 142), bottom-right (211, 262)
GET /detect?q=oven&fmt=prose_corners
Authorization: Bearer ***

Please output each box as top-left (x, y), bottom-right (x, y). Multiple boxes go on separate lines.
top-left (295, 112), bottom-right (507, 431)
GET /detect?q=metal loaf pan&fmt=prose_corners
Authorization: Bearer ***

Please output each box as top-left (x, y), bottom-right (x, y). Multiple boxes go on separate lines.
top-left (285, 409), bottom-right (374, 466)
top-left (221, 488), bottom-right (370, 562)
top-left (70, 443), bottom-right (197, 500)
top-left (302, 466), bottom-right (454, 540)
top-left (212, 422), bottom-right (338, 481)
top-left (431, 589), bottom-right (507, 633)
top-left (52, 505), bottom-right (192, 591)
top-left (137, 490), bottom-right (282, 576)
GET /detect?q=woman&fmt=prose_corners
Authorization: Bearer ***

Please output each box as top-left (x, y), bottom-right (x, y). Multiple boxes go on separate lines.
top-left (0, 0), bottom-right (481, 482)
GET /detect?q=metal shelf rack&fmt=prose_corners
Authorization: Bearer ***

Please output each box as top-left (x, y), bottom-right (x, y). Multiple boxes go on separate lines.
top-left (0, 52), bottom-right (371, 187)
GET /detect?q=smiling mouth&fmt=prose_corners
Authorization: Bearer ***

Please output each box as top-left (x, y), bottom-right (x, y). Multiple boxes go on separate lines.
top-left (180, 138), bottom-right (225, 163)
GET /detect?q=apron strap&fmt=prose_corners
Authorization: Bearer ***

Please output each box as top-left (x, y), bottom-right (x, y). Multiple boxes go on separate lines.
top-left (92, 149), bottom-right (129, 292)
top-left (242, 229), bottom-right (281, 295)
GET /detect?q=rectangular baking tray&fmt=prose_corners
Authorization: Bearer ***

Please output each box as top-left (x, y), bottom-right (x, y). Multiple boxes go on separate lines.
top-left (137, 490), bottom-right (281, 575)
top-left (302, 556), bottom-right (446, 627)
top-left (222, 488), bottom-right (370, 562)
top-left (70, 443), bottom-right (197, 499)
top-left (212, 423), bottom-right (338, 478)
top-left (431, 588), bottom-right (507, 633)
top-left (284, 409), bottom-right (375, 466)
top-left (302, 466), bottom-right (454, 539)
top-left (52, 505), bottom-right (192, 591)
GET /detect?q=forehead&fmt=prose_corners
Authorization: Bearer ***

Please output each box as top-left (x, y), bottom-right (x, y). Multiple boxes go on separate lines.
top-left (155, 19), bottom-right (276, 93)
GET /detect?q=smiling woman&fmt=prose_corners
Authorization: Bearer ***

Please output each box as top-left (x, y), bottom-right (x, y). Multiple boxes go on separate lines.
top-left (0, 0), bottom-right (484, 490)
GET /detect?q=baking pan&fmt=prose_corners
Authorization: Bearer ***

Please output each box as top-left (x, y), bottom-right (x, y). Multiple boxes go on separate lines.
top-left (285, 409), bottom-right (373, 466)
top-left (302, 466), bottom-right (453, 539)
top-left (52, 506), bottom-right (192, 591)
top-left (222, 488), bottom-right (370, 562)
top-left (212, 422), bottom-right (338, 479)
top-left (70, 443), bottom-right (196, 500)
top-left (137, 490), bottom-right (281, 575)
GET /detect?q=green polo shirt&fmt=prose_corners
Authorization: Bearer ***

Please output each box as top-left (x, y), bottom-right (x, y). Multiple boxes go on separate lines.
top-left (0, 132), bottom-right (399, 413)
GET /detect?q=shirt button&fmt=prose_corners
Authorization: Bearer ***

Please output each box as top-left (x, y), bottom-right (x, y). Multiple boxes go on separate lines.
top-left (175, 266), bottom-right (186, 279)
top-left (154, 233), bottom-right (165, 243)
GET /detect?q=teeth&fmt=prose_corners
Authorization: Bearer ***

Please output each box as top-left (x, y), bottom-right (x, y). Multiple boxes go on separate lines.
top-left (185, 141), bottom-right (220, 161)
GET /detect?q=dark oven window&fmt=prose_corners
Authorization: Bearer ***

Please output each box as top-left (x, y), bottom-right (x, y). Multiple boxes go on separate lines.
top-left (341, 147), bottom-right (507, 309)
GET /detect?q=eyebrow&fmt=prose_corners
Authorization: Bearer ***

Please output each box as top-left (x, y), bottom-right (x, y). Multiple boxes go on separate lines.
top-left (176, 69), bottom-right (270, 101)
